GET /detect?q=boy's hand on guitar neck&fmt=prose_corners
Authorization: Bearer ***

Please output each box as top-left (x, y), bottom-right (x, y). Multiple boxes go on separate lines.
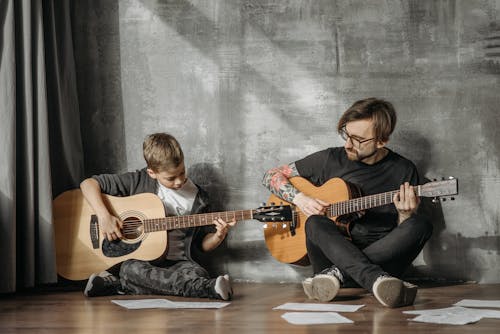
top-left (98, 212), bottom-right (123, 241)
top-left (213, 218), bottom-right (236, 241)
top-left (393, 182), bottom-right (420, 224)
top-left (292, 192), bottom-right (329, 217)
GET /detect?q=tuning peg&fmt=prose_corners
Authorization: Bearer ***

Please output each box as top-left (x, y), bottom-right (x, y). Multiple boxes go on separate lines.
top-left (432, 197), bottom-right (439, 203)
top-left (263, 223), bottom-right (268, 229)
top-left (261, 202), bottom-right (267, 207)
top-left (451, 197), bottom-right (455, 201)
top-left (282, 223), bottom-right (287, 228)
top-left (442, 198), bottom-right (447, 201)
top-left (441, 177), bottom-right (445, 180)
top-left (270, 202), bottom-right (275, 206)
top-left (433, 178), bottom-right (437, 181)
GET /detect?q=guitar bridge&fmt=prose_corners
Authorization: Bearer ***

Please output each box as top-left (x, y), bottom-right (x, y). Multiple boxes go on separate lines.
top-left (90, 215), bottom-right (100, 249)
top-left (289, 214), bottom-right (297, 236)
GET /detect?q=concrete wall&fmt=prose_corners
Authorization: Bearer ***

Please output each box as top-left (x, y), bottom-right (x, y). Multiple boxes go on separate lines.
top-left (73, 0), bottom-right (500, 283)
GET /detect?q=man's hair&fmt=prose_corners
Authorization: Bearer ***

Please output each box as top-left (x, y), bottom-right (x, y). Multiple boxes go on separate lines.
top-left (143, 133), bottom-right (184, 172)
top-left (337, 97), bottom-right (397, 142)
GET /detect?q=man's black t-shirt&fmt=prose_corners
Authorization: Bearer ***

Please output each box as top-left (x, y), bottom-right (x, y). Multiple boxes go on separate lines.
top-left (295, 147), bottom-right (419, 245)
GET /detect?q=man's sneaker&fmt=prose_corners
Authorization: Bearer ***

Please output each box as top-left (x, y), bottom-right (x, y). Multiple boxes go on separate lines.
top-left (302, 266), bottom-right (343, 302)
top-left (214, 274), bottom-right (233, 301)
top-left (372, 276), bottom-right (418, 308)
top-left (84, 271), bottom-right (123, 297)
top-left (302, 277), bottom-right (314, 299)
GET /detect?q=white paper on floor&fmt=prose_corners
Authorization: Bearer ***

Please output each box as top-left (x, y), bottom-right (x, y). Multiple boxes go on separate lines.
top-left (404, 306), bottom-right (500, 325)
top-left (411, 313), bottom-right (482, 325)
top-left (281, 312), bottom-right (354, 325)
top-left (273, 302), bottom-right (364, 312)
top-left (111, 299), bottom-right (230, 309)
top-left (454, 299), bottom-right (500, 308)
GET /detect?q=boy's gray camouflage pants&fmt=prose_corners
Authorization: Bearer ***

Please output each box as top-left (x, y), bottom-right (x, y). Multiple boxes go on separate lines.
top-left (119, 259), bottom-right (219, 298)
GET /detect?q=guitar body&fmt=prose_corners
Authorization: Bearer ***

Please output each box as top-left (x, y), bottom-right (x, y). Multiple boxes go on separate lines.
top-left (53, 190), bottom-right (167, 280)
top-left (265, 177), bottom-right (354, 265)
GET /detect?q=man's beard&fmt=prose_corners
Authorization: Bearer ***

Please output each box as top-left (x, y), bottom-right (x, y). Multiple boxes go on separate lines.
top-left (345, 147), bottom-right (378, 162)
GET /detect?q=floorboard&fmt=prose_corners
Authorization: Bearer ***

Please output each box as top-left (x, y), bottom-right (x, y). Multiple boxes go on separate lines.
top-left (1, 282), bottom-right (499, 333)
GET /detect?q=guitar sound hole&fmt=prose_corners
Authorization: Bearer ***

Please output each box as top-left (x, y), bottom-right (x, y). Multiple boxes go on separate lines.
top-left (122, 216), bottom-right (144, 240)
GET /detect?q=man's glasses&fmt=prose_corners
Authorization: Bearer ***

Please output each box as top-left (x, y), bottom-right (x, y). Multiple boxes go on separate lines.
top-left (339, 128), bottom-right (375, 148)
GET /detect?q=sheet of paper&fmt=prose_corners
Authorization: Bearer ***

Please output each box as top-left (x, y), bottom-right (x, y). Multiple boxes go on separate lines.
top-left (404, 306), bottom-right (468, 315)
top-left (166, 301), bottom-right (230, 309)
top-left (273, 302), bottom-right (364, 312)
top-left (404, 305), bottom-right (500, 325)
top-left (454, 299), bottom-right (500, 308)
top-left (281, 312), bottom-right (353, 325)
top-left (112, 299), bottom-right (176, 309)
top-left (411, 313), bottom-right (482, 325)
top-left (111, 299), bottom-right (230, 309)
top-left (404, 306), bottom-right (500, 318)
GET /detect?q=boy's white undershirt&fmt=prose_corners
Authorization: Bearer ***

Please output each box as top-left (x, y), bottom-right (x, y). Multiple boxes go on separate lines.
top-left (157, 178), bottom-right (198, 216)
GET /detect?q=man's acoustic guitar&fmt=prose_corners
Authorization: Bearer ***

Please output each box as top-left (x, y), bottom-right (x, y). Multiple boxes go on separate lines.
top-left (264, 177), bottom-right (458, 265)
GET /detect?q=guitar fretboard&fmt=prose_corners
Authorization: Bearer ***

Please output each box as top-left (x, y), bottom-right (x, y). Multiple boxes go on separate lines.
top-left (327, 186), bottom-right (422, 216)
top-left (143, 210), bottom-right (254, 232)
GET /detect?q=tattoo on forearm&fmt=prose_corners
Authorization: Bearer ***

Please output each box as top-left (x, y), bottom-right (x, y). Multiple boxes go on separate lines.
top-left (262, 163), bottom-right (300, 202)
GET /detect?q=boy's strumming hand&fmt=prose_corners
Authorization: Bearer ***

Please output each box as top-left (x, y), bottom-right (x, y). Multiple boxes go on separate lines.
top-left (98, 213), bottom-right (123, 241)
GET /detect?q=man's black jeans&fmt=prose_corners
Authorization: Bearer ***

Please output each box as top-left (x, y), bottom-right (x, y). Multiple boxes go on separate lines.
top-left (305, 214), bottom-right (433, 291)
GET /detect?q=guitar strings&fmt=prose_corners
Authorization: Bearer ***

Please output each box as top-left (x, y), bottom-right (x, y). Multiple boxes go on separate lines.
top-left (110, 211), bottom-right (257, 233)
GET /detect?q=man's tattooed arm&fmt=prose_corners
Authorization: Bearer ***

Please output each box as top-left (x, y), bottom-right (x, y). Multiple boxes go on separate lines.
top-left (262, 162), bottom-right (300, 202)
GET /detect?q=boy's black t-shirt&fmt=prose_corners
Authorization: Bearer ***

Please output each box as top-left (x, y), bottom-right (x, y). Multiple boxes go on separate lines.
top-left (294, 147), bottom-right (420, 243)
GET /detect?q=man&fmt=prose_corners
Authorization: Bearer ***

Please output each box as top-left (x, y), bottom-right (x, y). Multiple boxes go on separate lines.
top-left (262, 98), bottom-right (432, 308)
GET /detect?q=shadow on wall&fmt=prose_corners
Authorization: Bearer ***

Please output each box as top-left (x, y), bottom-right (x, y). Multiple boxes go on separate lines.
top-left (72, 0), bottom-right (127, 176)
top-left (417, 197), bottom-right (500, 283)
top-left (188, 162), bottom-right (230, 212)
top-left (401, 131), bottom-right (500, 282)
top-left (392, 130), bottom-right (463, 281)
top-left (188, 163), bottom-right (231, 275)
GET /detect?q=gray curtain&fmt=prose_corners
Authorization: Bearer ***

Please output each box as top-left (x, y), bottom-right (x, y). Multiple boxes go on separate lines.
top-left (0, 0), bottom-right (84, 293)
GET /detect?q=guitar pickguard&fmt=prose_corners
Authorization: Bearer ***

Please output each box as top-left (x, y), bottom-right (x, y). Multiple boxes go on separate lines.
top-left (102, 239), bottom-right (142, 257)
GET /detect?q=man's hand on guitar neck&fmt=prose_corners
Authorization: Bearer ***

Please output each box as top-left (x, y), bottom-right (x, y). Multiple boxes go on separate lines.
top-left (393, 182), bottom-right (420, 224)
top-left (293, 192), bottom-right (329, 217)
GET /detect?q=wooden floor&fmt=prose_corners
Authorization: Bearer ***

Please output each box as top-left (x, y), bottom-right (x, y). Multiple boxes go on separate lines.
top-left (1, 282), bottom-right (499, 333)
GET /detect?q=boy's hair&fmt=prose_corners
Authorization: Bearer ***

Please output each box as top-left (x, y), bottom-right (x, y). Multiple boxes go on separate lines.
top-left (337, 97), bottom-right (397, 142)
top-left (143, 133), bottom-right (184, 172)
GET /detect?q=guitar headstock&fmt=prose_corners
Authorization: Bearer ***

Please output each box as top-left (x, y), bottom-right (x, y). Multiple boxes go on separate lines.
top-left (419, 177), bottom-right (458, 201)
top-left (253, 204), bottom-right (293, 222)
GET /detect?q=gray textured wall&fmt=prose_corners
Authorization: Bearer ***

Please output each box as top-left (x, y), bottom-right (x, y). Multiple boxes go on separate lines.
top-left (73, 0), bottom-right (500, 283)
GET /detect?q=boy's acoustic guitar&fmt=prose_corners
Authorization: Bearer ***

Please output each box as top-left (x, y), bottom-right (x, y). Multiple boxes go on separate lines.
top-left (264, 176), bottom-right (458, 265)
top-left (53, 190), bottom-right (292, 280)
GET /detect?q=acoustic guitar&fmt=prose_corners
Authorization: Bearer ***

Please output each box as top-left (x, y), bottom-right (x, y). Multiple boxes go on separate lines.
top-left (53, 189), bottom-right (292, 280)
top-left (264, 177), bottom-right (458, 265)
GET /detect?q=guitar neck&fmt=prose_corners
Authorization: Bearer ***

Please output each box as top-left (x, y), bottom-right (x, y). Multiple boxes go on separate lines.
top-left (142, 210), bottom-right (254, 232)
top-left (328, 186), bottom-right (423, 216)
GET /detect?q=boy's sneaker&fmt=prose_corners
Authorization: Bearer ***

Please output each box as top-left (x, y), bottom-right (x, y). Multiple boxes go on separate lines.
top-left (214, 274), bottom-right (233, 301)
top-left (84, 271), bottom-right (123, 297)
top-left (302, 266), bottom-right (343, 302)
top-left (372, 276), bottom-right (418, 308)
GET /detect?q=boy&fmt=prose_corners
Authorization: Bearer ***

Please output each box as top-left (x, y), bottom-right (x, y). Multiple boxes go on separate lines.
top-left (81, 133), bottom-right (234, 300)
